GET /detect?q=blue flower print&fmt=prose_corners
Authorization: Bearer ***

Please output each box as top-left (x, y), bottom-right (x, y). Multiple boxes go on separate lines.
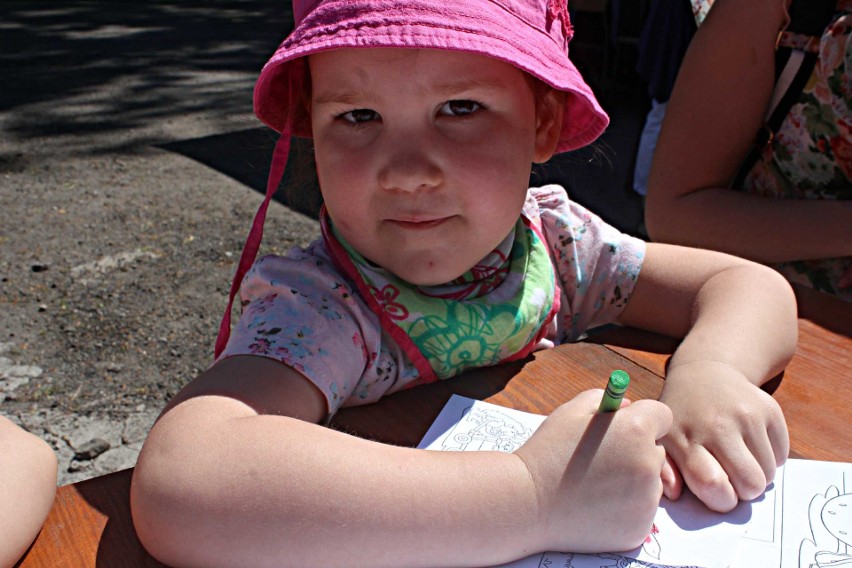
top-left (271, 324), bottom-right (316, 360)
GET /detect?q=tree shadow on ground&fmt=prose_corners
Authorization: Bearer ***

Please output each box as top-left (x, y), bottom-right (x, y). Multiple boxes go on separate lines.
top-left (1, 1), bottom-right (294, 153)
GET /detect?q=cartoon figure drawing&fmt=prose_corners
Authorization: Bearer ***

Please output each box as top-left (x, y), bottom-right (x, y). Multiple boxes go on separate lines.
top-left (800, 472), bottom-right (852, 567)
top-left (441, 406), bottom-right (533, 452)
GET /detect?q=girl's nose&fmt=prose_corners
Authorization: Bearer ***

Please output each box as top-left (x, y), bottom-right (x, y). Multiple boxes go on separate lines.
top-left (377, 143), bottom-right (443, 193)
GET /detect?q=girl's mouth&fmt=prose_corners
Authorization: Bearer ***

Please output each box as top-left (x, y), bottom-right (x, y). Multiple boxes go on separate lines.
top-left (387, 216), bottom-right (453, 229)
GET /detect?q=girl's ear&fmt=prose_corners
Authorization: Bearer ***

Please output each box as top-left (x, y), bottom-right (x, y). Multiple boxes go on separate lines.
top-left (533, 89), bottom-right (565, 164)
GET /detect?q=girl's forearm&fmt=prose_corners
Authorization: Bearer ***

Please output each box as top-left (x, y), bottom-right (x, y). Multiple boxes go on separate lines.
top-left (646, 188), bottom-right (852, 263)
top-left (0, 417), bottom-right (57, 568)
top-left (131, 395), bottom-right (541, 568)
top-left (667, 263), bottom-right (798, 386)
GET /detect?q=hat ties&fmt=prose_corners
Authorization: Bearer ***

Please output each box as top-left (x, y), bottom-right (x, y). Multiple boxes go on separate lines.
top-left (547, 0), bottom-right (574, 42)
top-left (214, 79), bottom-right (297, 359)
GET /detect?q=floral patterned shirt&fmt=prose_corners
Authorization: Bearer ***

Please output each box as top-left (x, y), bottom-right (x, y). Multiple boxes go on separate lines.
top-left (219, 185), bottom-right (645, 415)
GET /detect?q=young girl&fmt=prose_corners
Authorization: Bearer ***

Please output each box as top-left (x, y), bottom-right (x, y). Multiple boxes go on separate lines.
top-left (131, 1), bottom-right (798, 566)
top-left (0, 416), bottom-right (57, 568)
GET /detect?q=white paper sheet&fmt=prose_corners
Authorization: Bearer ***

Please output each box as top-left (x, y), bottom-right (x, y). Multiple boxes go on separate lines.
top-left (420, 396), bottom-right (852, 568)
top-left (730, 458), bottom-right (852, 568)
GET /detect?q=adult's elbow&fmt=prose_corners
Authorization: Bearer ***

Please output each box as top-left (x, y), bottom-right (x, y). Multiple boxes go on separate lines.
top-left (644, 191), bottom-right (684, 244)
top-left (0, 420), bottom-right (58, 568)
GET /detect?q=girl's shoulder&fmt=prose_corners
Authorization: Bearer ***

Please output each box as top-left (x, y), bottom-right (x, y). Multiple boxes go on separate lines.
top-left (524, 184), bottom-right (604, 230)
top-left (523, 184), bottom-right (572, 219)
top-left (240, 236), bottom-right (353, 301)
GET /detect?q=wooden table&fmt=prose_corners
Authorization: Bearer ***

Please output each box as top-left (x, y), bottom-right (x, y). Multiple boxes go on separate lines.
top-left (16, 285), bottom-right (851, 567)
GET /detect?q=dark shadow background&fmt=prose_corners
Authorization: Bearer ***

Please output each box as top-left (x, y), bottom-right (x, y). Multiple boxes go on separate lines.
top-left (1, 0), bottom-right (651, 233)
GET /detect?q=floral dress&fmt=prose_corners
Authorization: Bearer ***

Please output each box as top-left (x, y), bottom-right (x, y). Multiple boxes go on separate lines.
top-left (744, 0), bottom-right (851, 300)
top-left (219, 186), bottom-right (645, 416)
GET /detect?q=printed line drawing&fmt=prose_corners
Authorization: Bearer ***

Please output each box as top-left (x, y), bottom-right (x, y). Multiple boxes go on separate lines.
top-left (799, 471), bottom-right (851, 568)
top-left (441, 405), bottom-right (534, 453)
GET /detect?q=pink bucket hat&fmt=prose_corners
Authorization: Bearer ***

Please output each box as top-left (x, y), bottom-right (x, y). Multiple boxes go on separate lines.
top-left (216, 0), bottom-right (609, 357)
top-left (255, 0), bottom-right (609, 154)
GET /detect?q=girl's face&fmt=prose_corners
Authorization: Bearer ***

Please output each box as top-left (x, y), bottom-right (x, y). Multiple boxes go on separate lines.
top-left (309, 48), bottom-right (560, 285)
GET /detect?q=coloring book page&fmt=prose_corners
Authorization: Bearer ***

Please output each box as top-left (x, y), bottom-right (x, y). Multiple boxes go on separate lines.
top-left (419, 396), bottom-right (852, 568)
top-left (729, 458), bottom-right (852, 568)
top-left (418, 396), bottom-right (748, 568)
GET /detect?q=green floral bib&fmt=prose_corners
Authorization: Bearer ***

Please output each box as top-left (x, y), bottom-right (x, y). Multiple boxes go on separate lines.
top-left (322, 211), bottom-right (559, 384)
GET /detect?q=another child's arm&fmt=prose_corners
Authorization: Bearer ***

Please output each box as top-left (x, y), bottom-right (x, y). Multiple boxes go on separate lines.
top-left (617, 242), bottom-right (798, 513)
top-left (131, 355), bottom-right (671, 567)
top-left (0, 416), bottom-right (57, 568)
top-left (644, 0), bottom-right (852, 262)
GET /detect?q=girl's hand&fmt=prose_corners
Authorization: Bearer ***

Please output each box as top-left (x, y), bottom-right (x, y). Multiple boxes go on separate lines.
top-left (659, 362), bottom-right (789, 513)
top-left (514, 389), bottom-right (672, 554)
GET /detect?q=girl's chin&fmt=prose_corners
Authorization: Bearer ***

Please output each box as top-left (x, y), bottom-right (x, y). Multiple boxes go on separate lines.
top-left (385, 262), bottom-right (470, 287)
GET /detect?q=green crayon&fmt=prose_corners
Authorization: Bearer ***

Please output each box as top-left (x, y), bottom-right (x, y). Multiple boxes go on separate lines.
top-left (598, 370), bottom-right (630, 413)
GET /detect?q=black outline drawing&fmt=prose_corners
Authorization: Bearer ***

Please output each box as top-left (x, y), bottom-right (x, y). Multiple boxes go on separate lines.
top-left (799, 471), bottom-right (851, 568)
top-left (441, 404), bottom-right (534, 453)
top-left (530, 551), bottom-right (699, 568)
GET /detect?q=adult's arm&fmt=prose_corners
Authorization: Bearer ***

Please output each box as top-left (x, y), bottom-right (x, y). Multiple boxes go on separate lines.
top-left (645, 0), bottom-right (852, 262)
top-left (0, 416), bottom-right (57, 568)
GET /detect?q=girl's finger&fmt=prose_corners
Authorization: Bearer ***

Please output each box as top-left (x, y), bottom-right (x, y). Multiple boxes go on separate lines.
top-left (626, 399), bottom-right (674, 441)
top-left (563, 388), bottom-right (607, 415)
top-left (661, 453), bottom-right (683, 500)
top-left (766, 405), bottom-right (790, 467)
top-left (672, 443), bottom-right (738, 512)
top-left (713, 435), bottom-right (769, 502)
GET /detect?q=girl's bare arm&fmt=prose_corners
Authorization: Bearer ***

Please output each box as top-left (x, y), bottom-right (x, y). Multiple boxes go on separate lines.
top-left (645, 0), bottom-right (852, 262)
top-left (130, 355), bottom-right (671, 567)
top-left (618, 243), bottom-right (798, 384)
top-left (130, 356), bottom-right (541, 568)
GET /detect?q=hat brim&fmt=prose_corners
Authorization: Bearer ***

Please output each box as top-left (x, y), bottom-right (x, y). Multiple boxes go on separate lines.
top-left (255, 0), bottom-right (609, 153)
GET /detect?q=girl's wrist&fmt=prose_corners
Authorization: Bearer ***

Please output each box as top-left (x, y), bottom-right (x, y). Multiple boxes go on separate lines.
top-left (662, 359), bottom-right (753, 390)
top-left (508, 450), bottom-right (551, 554)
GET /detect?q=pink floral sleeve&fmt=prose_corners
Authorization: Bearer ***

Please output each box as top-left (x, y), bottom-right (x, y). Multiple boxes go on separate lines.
top-left (527, 185), bottom-right (645, 343)
top-left (218, 240), bottom-right (420, 415)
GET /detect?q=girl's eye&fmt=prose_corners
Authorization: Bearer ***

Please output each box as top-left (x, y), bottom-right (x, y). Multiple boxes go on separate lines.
top-left (339, 109), bottom-right (379, 124)
top-left (440, 100), bottom-right (482, 116)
